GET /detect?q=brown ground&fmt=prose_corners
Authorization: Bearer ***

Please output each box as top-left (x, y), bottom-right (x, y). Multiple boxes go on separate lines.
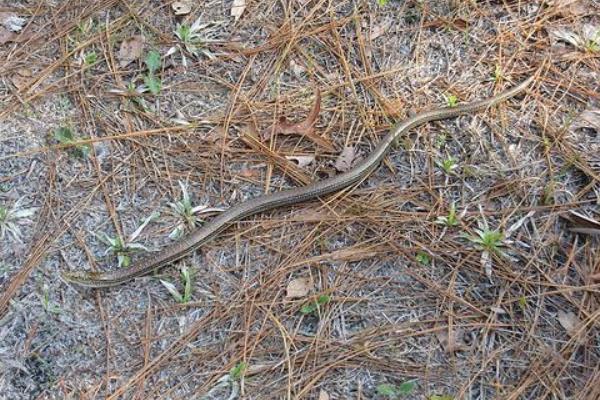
top-left (0, 0), bottom-right (599, 399)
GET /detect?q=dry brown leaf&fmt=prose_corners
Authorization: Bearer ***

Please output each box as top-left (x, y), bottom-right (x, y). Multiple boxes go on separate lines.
top-left (370, 21), bottom-right (391, 40)
top-left (571, 109), bottom-right (600, 132)
top-left (285, 155), bottom-right (315, 168)
top-left (334, 146), bottom-right (357, 172)
top-left (172, 1), bottom-right (192, 15)
top-left (262, 89), bottom-right (334, 151)
top-left (117, 35), bottom-right (145, 68)
top-left (231, 0), bottom-right (246, 21)
top-left (561, 210), bottom-right (600, 236)
top-left (286, 277), bottom-right (312, 298)
top-left (435, 327), bottom-right (467, 353)
top-left (318, 389), bottom-right (330, 400)
top-left (10, 68), bottom-right (32, 90)
top-left (238, 168), bottom-right (260, 178)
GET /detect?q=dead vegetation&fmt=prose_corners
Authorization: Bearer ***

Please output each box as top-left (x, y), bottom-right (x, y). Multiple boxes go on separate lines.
top-left (0, 0), bottom-right (599, 399)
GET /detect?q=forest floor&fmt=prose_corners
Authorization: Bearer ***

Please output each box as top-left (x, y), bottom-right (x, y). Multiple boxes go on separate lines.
top-left (0, 0), bottom-right (599, 399)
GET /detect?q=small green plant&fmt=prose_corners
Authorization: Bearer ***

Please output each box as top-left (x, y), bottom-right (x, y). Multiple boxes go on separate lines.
top-left (170, 18), bottom-right (220, 61)
top-left (377, 0), bottom-right (389, 5)
top-left (160, 265), bottom-right (193, 303)
top-left (168, 181), bottom-right (224, 239)
top-left (143, 50), bottom-right (162, 95)
top-left (437, 156), bottom-right (458, 175)
top-left (444, 93), bottom-right (458, 107)
top-left (0, 197), bottom-right (37, 242)
top-left (415, 251), bottom-right (430, 266)
top-left (466, 228), bottom-right (505, 255)
top-left (584, 29), bottom-right (600, 53)
top-left (518, 295), bottom-right (527, 311)
top-left (229, 362), bottom-right (247, 381)
top-left (39, 284), bottom-right (61, 314)
top-left (300, 294), bottom-right (330, 315)
top-left (493, 65), bottom-right (503, 82)
top-left (436, 203), bottom-right (459, 227)
top-left (434, 133), bottom-right (447, 149)
top-left (429, 395), bottom-right (454, 400)
top-left (54, 127), bottom-right (91, 158)
top-left (83, 51), bottom-right (97, 65)
top-left (95, 212), bottom-right (158, 268)
top-left (376, 380), bottom-right (417, 398)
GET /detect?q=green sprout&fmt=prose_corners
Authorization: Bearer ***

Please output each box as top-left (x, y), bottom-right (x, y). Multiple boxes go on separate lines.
top-left (584, 29), bottom-right (600, 53)
top-left (300, 294), bottom-right (330, 315)
top-left (466, 228), bottom-right (505, 255)
top-left (83, 51), bottom-right (97, 65)
top-left (143, 50), bottom-right (162, 95)
top-left (168, 181), bottom-right (224, 239)
top-left (94, 212), bottom-right (158, 268)
top-left (376, 380), bottom-right (417, 398)
top-left (229, 362), bottom-right (247, 381)
top-left (415, 251), bottom-right (430, 266)
top-left (436, 203), bottom-right (459, 227)
top-left (0, 197), bottom-right (37, 242)
top-left (444, 94), bottom-right (458, 107)
top-left (160, 265), bottom-right (193, 303)
top-left (53, 127), bottom-right (91, 158)
top-left (437, 156), bottom-right (458, 175)
top-left (39, 284), bottom-right (61, 314)
top-left (493, 65), bottom-right (503, 82)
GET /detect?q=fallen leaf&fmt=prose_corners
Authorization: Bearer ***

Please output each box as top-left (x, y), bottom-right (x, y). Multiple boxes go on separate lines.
top-left (547, 24), bottom-right (600, 51)
top-left (547, 0), bottom-right (589, 16)
top-left (370, 21), bottom-right (391, 40)
top-left (435, 326), bottom-right (467, 353)
top-left (571, 109), bottom-right (600, 132)
top-left (557, 310), bottom-right (585, 343)
top-left (172, 1), bottom-right (192, 15)
top-left (285, 155), bottom-right (315, 168)
top-left (231, 0), bottom-right (246, 21)
top-left (318, 389), bottom-right (330, 400)
top-left (10, 67), bottom-right (32, 90)
top-left (0, 12), bottom-right (25, 31)
top-left (286, 277), bottom-right (312, 299)
top-left (117, 35), bottom-right (145, 68)
top-left (561, 210), bottom-right (600, 236)
top-left (334, 146), bottom-right (356, 172)
top-left (238, 168), bottom-right (260, 178)
top-left (262, 89), bottom-right (334, 151)
top-left (289, 58), bottom-right (306, 76)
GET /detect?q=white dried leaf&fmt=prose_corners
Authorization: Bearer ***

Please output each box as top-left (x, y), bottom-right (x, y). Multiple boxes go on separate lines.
top-left (571, 109), bottom-right (600, 131)
top-left (556, 310), bottom-right (585, 344)
top-left (334, 146), bottom-right (356, 172)
top-left (286, 277), bottom-right (312, 299)
top-left (318, 390), bottom-right (330, 400)
top-left (231, 0), bottom-right (246, 21)
top-left (172, 1), bottom-right (192, 15)
top-left (0, 12), bottom-right (25, 31)
top-left (506, 211), bottom-right (535, 237)
top-left (286, 155), bottom-right (315, 168)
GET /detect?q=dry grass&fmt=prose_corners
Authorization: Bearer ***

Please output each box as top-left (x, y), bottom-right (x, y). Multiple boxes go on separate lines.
top-left (1, 0), bottom-right (599, 399)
